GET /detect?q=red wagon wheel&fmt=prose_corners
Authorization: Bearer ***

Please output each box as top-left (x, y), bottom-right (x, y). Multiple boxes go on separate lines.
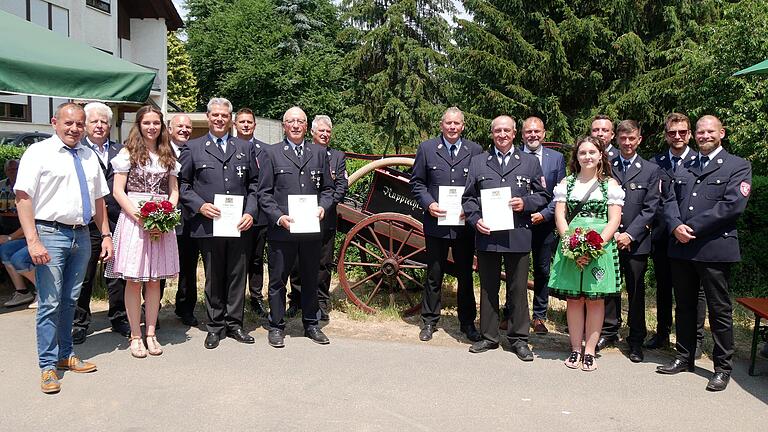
top-left (337, 212), bottom-right (427, 316)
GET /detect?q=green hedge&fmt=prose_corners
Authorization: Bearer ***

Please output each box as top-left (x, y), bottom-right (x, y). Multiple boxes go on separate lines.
top-left (733, 175), bottom-right (768, 297)
top-left (0, 145), bottom-right (26, 175)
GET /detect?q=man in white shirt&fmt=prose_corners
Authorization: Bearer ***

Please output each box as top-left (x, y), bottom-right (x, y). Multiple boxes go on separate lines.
top-left (15, 102), bottom-right (113, 394)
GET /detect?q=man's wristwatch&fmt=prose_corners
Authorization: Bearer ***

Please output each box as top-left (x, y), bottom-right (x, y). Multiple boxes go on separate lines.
top-left (101, 233), bottom-right (112, 239)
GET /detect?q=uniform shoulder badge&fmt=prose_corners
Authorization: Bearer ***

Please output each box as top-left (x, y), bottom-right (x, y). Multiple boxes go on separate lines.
top-left (740, 182), bottom-right (751, 197)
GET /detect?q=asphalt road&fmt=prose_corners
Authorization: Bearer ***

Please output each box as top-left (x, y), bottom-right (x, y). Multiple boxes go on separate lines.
top-left (0, 306), bottom-right (765, 432)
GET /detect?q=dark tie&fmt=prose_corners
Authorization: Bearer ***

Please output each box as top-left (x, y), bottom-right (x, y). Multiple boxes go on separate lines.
top-left (671, 156), bottom-right (681, 172)
top-left (622, 160), bottom-right (631, 172)
top-left (67, 147), bottom-right (92, 225)
top-left (498, 152), bottom-right (509, 166)
top-left (216, 137), bottom-right (224, 154)
top-left (449, 144), bottom-right (457, 160)
top-left (700, 155), bottom-right (709, 171)
top-left (295, 144), bottom-right (303, 160)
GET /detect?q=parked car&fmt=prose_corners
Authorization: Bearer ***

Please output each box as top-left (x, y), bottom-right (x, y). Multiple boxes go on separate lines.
top-left (0, 131), bottom-right (51, 146)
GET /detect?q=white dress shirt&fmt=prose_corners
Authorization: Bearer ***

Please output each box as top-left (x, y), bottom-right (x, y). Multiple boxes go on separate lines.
top-left (15, 134), bottom-right (109, 225)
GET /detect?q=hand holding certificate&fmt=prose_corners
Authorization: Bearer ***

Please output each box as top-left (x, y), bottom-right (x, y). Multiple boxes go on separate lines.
top-left (213, 194), bottom-right (244, 237)
top-left (437, 186), bottom-right (465, 226)
top-left (288, 194), bottom-right (321, 233)
top-left (480, 187), bottom-right (515, 231)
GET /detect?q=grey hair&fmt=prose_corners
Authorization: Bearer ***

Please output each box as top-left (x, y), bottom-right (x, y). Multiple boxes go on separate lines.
top-left (207, 98), bottom-right (233, 114)
top-left (441, 106), bottom-right (464, 123)
top-left (84, 102), bottom-right (113, 122)
top-left (312, 115), bottom-right (333, 132)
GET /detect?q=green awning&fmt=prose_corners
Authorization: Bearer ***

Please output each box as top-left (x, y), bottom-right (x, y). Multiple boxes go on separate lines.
top-left (0, 9), bottom-right (156, 103)
top-left (733, 58), bottom-right (768, 76)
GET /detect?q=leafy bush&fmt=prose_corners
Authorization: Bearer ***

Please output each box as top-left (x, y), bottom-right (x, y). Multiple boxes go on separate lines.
top-left (0, 145), bottom-right (26, 177)
top-left (733, 175), bottom-right (768, 297)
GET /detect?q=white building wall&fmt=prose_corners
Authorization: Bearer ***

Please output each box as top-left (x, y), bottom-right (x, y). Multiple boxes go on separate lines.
top-left (129, 18), bottom-right (168, 112)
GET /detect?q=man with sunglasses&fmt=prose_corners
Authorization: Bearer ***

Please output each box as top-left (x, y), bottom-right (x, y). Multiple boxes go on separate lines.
top-left (648, 113), bottom-right (705, 357)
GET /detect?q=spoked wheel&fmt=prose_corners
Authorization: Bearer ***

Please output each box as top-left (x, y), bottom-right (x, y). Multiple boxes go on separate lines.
top-left (337, 212), bottom-right (427, 316)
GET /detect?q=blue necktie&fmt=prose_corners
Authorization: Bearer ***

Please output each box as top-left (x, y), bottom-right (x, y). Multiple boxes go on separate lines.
top-left (216, 137), bottom-right (224, 154)
top-left (67, 147), bottom-right (91, 225)
top-left (450, 144), bottom-right (457, 160)
top-left (671, 156), bottom-right (681, 172)
top-left (700, 156), bottom-right (710, 171)
top-left (296, 144), bottom-right (303, 160)
top-left (622, 159), bottom-right (631, 171)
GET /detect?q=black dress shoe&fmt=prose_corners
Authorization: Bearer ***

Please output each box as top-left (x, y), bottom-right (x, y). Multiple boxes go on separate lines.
top-left (595, 336), bottom-right (617, 353)
top-left (644, 334), bottom-right (670, 349)
top-left (250, 298), bottom-right (268, 318)
top-left (511, 344), bottom-right (534, 362)
top-left (469, 340), bottom-right (499, 353)
top-left (204, 332), bottom-right (220, 349)
top-left (268, 329), bottom-right (285, 348)
top-left (706, 372), bottom-right (730, 392)
top-left (656, 358), bottom-right (694, 374)
top-left (111, 321), bottom-right (131, 338)
top-left (460, 324), bottom-right (482, 342)
top-left (72, 328), bottom-right (87, 345)
top-left (285, 304), bottom-right (300, 318)
top-left (304, 327), bottom-right (330, 345)
top-left (629, 345), bottom-right (644, 363)
top-left (226, 328), bottom-right (255, 344)
top-left (419, 324), bottom-right (436, 341)
top-left (178, 314), bottom-right (199, 327)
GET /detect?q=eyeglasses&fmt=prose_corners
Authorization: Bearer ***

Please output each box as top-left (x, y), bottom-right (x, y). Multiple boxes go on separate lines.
top-left (284, 119), bottom-right (307, 125)
top-left (666, 129), bottom-right (689, 138)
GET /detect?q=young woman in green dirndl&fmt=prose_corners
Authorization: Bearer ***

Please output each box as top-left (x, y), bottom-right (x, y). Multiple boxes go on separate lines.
top-left (548, 136), bottom-right (624, 371)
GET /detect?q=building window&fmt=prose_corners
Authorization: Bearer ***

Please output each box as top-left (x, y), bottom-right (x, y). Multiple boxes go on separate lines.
top-left (86, 0), bottom-right (110, 14)
top-left (0, 103), bottom-right (31, 122)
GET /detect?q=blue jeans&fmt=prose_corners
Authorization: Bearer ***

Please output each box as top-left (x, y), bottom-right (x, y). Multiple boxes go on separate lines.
top-left (35, 223), bottom-right (91, 371)
top-left (0, 239), bottom-right (33, 272)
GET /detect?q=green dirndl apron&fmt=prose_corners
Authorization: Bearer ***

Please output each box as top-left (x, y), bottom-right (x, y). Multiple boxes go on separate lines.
top-left (548, 178), bottom-right (621, 299)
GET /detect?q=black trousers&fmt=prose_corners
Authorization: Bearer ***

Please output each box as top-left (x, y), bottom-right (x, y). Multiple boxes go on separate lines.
top-left (671, 259), bottom-right (734, 372)
top-left (530, 223), bottom-right (557, 320)
top-left (268, 239), bottom-right (321, 330)
top-left (288, 228), bottom-right (335, 310)
top-left (601, 295), bottom-right (623, 340)
top-left (174, 232), bottom-right (200, 318)
top-left (619, 253), bottom-right (649, 347)
top-left (651, 240), bottom-right (706, 341)
top-left (421, 234), bottom-right (476, 327)
top-left (199, 237), bottom-right (247, 334)
top-left (247, 225), bottom-right (268, 303)
top-left (74, 222), bottom-right (126, 330)
top-left (477, 251), bottom-right (529, 346)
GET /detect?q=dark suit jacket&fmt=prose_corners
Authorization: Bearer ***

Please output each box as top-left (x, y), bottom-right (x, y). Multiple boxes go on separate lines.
top-left (178, 134), bottom-right (260, 238)
top-left (651, 148), bottom-right (698, 244)
top-left (663, 148), bottom-right (751, 262)
top-left (520, 146), bottom-right (566, 222)
top-left (256, 140), bottom-right (334, 242)
top-left (410, 136), bottom-right (483, 239)
top-left (611, 155), bottom-right (661, 255)
top-left (323, 146), bottom-right (348, 231)
top-left (83, 138), bottom-right (122, 224)
top-left (462, 148), bottom-right (550, 253)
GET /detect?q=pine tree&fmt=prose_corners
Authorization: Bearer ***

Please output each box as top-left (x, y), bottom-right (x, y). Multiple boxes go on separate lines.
top-left (341, 0), bottom-right (456, 153)
top-left (166, 31), bottom-right (199, 112)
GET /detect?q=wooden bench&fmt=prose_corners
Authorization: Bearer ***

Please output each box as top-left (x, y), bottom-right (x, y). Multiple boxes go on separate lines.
top-left (736, 297), bottom-right (768, 376)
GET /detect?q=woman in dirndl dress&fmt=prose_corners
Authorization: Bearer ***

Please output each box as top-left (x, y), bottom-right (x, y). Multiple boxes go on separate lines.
top-left (106, 105), bottom-right (180, 358)
top-left (549, 136), bottom-right (624, 371)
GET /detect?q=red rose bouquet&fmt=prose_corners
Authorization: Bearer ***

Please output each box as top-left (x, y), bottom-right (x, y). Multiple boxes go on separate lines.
top-left (137, 199), bottom-right (181, 241)
top-left (561, 227), bottom-right (605, 262)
